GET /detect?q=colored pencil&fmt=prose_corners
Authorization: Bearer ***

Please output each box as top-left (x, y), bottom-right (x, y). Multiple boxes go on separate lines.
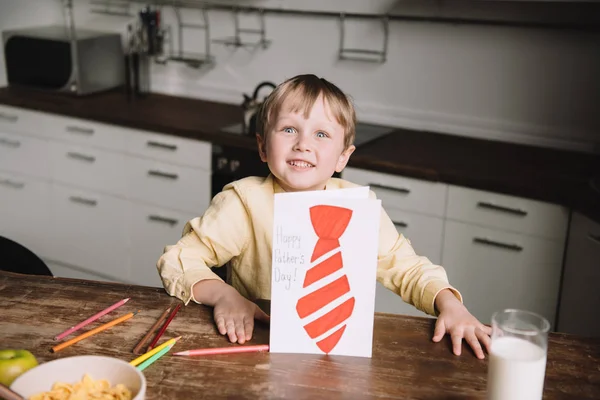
top-left (51, 311), bottom-right (139, 353)
top-left (130, 336), bottom-right (181, 366)
top-left (54, 297), bottom-right (130, 341)
top-left (147, 303), bottom-right (182, 351)
top-left (173, 344), bottom-right (270, 356)
top-left (136, 344), bottom-right (173, 372)
top-left (132, 306), bottom-right (171, 354)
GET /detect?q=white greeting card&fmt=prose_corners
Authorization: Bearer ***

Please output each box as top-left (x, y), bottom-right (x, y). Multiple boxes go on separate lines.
top-left (269, 187), bottom-right (381, 358)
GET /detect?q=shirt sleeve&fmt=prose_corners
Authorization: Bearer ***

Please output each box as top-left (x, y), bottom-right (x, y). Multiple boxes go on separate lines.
top-left (375, 199), bottom-right (462, 316)
top-left (156, 186), bottom-right (251, 305)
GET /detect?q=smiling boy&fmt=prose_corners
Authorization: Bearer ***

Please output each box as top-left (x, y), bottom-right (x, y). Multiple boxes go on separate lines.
top-left (157, 74), bottom-right (492, 358)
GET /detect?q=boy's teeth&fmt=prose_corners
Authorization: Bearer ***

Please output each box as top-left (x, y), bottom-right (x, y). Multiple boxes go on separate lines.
top-left (289, 161), bottom-right (313, 168)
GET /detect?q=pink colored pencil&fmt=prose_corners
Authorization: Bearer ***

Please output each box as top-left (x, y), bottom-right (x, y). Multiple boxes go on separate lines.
top-left (54, 297), bottom-right (130, 341)
top-left (174, 344), bottom-right (270, 356)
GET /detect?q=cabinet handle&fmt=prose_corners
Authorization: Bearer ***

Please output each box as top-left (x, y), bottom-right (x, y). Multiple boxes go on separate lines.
top-left (369, 183), bottom-right (410, 195)
top-left (0, 179), bottom-right (24, 189)
top-left (69, 196), bottom-right (98, 207)
top-left (148, 215), bottom-right (179, 226)
top-left (67, 152), bottom-right (96, 163)
top-left (0, 137), bottom-right (21, 148)
top-left (147, 141), bottom-right (177, 151)
top-left (473, 237), bottom-right (523, 252)
top-left (66, 125), bottom-right (95, 135)
top-left (588, 233), bottom-right (600, 245)
top-left (148, 170), bottom-right (178, 180)
top-left (393, 221), bottom-right (408, 228)
top-left (477, 201), bottom-right (527, 217)
top-left (0, 112), bottom-right (18, 123)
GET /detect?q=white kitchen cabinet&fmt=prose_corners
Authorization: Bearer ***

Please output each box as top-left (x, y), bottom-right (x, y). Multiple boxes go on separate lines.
top-left (0, 171), bottom-right (51, 258)
top-left (45, 259), bottom-right (121, 283)
top-left (126, 157), bottom-right (211, 214)
top-left (50, 141), bottom-right (129, 197)
top-left (557, 212), bottom-right (600, 337)
top-left (376, 207), bottom-right (444, 317)
top-left (343, 167), bottom-right (448, 217)
top-left (129, 203), bottom-right (194, 287)
top-left (0, 130), bottom-right (51, 180)
top-left (46, 184), bottom-right (131, 282)
top-left (442, 220), bottom-right (564, 326)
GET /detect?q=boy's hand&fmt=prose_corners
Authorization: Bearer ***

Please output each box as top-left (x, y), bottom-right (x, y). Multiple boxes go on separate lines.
top-left (432, 289), bottom-right (492, 359)
top-left (213, 286), bottom-right (270, 344)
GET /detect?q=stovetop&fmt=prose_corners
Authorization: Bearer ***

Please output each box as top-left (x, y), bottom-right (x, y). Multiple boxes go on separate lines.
top-left (220, 122), bottom-right (396, 148)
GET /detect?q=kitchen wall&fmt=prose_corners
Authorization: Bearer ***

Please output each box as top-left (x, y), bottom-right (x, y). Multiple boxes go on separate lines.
top-left (1, 0), bottom-right (599, 153)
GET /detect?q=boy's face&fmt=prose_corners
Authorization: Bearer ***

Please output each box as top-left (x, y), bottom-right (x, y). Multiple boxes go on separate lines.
top-left (257, 94), bottom-right (355, 192)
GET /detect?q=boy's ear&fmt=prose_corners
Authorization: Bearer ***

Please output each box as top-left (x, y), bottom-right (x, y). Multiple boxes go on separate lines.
top-left (256, 134), bottom-right (268, 162)
top-left (335, 145), bottom-right (355, 173)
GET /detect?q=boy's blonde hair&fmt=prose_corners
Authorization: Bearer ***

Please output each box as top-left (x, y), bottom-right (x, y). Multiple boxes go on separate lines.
top-left (256, 74), bottom-right (356, 149)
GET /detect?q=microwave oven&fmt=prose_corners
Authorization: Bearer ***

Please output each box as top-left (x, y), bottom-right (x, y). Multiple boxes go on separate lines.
top-left (2, 26), bottom-right (125, 95)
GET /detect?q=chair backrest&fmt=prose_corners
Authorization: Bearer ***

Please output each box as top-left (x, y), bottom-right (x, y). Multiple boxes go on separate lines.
top-left (0, 236), bottom-right (52, 276)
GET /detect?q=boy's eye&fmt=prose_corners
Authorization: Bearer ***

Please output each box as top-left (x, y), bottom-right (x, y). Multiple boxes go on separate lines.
top-left (283, 127), bottom-right (296, 134)
top-left (316, 131), bottom-right (328, 138)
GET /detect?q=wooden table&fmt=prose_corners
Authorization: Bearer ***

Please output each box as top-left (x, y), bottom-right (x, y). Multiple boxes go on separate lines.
top-left (1, 272), bottom-right (599, 399)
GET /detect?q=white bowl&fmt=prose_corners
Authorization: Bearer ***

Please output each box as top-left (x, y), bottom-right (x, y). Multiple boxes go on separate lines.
top-left (10, 355), bottom-right (146, 400)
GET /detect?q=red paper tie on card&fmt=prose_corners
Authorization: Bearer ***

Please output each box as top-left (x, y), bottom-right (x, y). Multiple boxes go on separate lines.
top-left (296, 205), bottom-right (355, 354)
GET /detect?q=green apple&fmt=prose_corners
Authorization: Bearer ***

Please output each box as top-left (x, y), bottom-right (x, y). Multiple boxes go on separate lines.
top-left (0, 349), bottom-right (38, 386)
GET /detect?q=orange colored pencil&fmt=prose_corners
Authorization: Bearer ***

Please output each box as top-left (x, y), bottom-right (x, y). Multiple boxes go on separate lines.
top-left (52, 311), bottom-right (139, 353)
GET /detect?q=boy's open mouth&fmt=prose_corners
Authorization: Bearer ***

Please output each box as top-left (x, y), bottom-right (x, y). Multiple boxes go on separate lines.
top-left (288, 160), bottom-right (315, 168)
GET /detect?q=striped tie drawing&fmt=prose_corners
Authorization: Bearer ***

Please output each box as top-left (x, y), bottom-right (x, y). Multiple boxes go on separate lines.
top-left (296, 205), bottom-right (355, 354)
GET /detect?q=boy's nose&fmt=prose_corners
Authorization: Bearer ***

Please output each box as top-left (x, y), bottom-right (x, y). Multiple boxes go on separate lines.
top-left (293, 135), bottom-right (311, 152)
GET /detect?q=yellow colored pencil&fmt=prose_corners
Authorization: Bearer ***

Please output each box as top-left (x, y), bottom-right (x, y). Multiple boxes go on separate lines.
top-left (52, 311), bottom-right (139, 353)
top-left (129, 336), bottom-right (181, 366)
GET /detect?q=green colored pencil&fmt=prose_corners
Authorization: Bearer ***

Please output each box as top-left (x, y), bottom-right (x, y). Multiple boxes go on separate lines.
top-left (136, 344), bottom-right (173, 371)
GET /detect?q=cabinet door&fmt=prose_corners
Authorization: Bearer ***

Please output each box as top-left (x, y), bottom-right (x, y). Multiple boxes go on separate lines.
top-left (557, 212), bottom-right (600, 337)
top-left (50, 142), bottom-right (128, 198)
top-left (47, 184), bottom-right (130, 282)
top-left (130, 204), bottom-right (194, 288)
top-left (442, 220), bottom-right (564, 326)
top-left (374, 209), bottom-right (444, 318)
top-left (0, 171), bottom-right (51, 258)
top-left (126, 157), bottom-right (211, 214)
top-left (0, 131), bottom-right (50, 179)
top-left (45, 259), bottom-right (121, 283)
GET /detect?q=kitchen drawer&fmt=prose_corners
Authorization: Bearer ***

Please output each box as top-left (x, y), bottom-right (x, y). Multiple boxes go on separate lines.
top-left (127, 130), bottom-right (211, 170)
top-left (47, 184), bottom-right (131, 281)
top-left (375, 208), bottom-right (444, 318)
top-left (130, 204), bottom-right (195, 287)
top-left (0, 171), bottom-right (52, 258)
top-left (0, 105), bottom-right (53, 137)
top-left (45, 259), bottom-right (123, 283)
top-left (446, 185), bottom-right (569, 240)
top-left (343, 167), bottom-right (447, 217)
top-left (50, 142), bottom-right (128, 197)
top-left (442, 220), bottom-right (564, 326)
top-left (126, 157), bottom-right (211, 214)
top-left (42, 114), bottom-right (127, 152)
top-left (0, 131), bottom-right (51, 179)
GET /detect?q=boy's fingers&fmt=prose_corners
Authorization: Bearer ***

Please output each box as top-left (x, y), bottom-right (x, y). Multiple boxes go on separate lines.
top-left (225, 320), bottom-right (237, 343)
top-left (451, 332), bottom-right (463, 356)
top-left (244, 317), bottom-right (254, 341)
top-left (432, 319), bottom-right (446, 342)
top-left (215, 315), bottom-right (227, 335)
top-left (235, 318), bottom-right (246, 344)
top-left (477, 328), bottom-right (492, 354)
top-left (466, 331), bottom-right (484, 359)
top-left (480, 324), bottom-right (493, 336)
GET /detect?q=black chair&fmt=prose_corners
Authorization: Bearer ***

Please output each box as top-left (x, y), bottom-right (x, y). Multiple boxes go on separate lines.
top-left (0, 236), bottom-right (53, 276)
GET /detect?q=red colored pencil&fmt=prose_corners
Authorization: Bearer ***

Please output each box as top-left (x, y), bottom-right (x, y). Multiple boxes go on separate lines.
top-left (147, 303), bottom-right (182, 351)
top-left (173, 344), bottom-right (269, 356)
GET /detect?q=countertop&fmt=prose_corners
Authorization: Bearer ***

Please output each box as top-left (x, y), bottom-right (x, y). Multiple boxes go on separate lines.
top-left (2, 271), bottom-right (600, 399)
top-left (0, 86), bottom-right (598, 222)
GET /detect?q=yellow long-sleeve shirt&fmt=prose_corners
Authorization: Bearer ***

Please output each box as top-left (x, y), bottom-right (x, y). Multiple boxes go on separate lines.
top-left (156, 174), bottom-right (461, 316)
